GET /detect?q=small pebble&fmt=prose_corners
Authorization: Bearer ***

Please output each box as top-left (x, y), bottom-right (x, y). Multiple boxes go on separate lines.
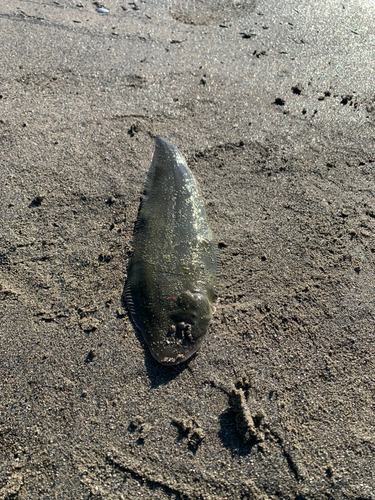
top-left (97, 7), bottom-right (109, 13)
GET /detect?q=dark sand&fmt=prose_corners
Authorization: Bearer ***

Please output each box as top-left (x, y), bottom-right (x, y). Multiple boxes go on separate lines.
top-left (1, 0), bottom-right (374, 498)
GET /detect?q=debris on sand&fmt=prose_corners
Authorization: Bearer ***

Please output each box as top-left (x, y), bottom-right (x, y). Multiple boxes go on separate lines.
top-left (172, 416), bottom-right (205, 451)
top-left (229, 387), bottom-right (266, 445)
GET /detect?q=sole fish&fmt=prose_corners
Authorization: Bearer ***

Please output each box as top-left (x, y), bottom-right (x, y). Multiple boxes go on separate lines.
top-left (125, 136), bottom-right (219, 365)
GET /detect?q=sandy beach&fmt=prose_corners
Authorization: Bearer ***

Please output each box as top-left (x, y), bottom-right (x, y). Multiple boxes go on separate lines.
top-left (0, 0), bottom-right (374, 498)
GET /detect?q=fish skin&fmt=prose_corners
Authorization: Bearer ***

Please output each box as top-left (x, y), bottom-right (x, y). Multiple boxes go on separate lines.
top-left (125, 136), bottom-right (219, 365)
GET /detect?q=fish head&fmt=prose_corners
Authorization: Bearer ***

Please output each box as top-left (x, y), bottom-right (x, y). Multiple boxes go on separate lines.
top-left (148, 290), bottom-right (213, 366)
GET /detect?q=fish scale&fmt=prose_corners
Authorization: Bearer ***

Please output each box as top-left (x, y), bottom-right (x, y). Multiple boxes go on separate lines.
top-left (125, 136), bottom-right (219, 365)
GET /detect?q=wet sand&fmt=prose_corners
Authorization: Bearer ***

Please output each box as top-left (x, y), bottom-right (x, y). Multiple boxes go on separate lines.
top-left (0, 0), bottom-right (374, 498)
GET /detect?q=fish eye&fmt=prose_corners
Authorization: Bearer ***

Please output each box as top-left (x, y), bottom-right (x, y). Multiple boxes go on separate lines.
top-left (170, 290), bottom-right (212, 336)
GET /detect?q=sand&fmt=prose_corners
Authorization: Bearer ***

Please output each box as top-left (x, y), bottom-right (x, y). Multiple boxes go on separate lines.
top-left (0, 0), bottom-right (374, 498)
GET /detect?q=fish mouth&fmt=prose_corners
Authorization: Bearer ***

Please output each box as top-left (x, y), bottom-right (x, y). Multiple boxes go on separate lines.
top-left (146, 316), bottom-right (209, 366)
top-left (149, 336), bottom-right (204, 366)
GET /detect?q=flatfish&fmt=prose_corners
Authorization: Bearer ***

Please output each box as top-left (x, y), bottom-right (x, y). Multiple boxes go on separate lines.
top-left (125, 136), bottom-right (219, 365)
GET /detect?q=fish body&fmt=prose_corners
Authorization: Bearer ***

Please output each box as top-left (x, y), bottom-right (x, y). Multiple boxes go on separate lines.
top-left (125, 136), bottom-right (219, 365)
